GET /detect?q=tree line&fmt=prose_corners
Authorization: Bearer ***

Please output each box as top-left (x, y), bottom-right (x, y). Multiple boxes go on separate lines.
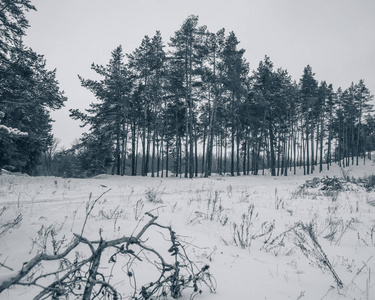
top-left (1, 8), bottom-right (374, 177)
top-left (63, 15), bottom-right (374, 178)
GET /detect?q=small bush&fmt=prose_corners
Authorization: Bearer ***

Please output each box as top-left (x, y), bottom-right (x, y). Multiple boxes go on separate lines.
top-left (145, 187), bottom-right (163, 203)
top-left (355, 174), bottom-right (375, 191)
top-left (299, 176), bottom-right (344, 192)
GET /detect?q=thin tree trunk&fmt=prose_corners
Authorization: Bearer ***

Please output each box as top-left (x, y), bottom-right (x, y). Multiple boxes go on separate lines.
top-left (208, 121), bottom-right (215, 176)
top-left (327, 124), bottom-right (332, 170)
top-left (306, 120), bottom-right (310, 175)
top-left (181, 138), bottom-right (187, 178)
top-left (185, 110), bottom-right (189, 178)
top-left (285, 133), bottom-right (289, 176)
top-left (202, 127), bottom-right (206, 176)
top-left (277, 131), bottom-right (281, 176)
top-left (356, 105), bottom-right (362, 165)
top-left (122, 124), bottom-right (128, 176)
top-left (175, 136), bottom-right (179, 177)
top-left (236, 128), bottom-right (240, 176)
top-left (303, 127), bottom-right (306, 175)
top-left (269, 123), bottom-right (276, 176)
top-left (315, 121), bottom-right (319, 169)
top-left (319, 114), bottom-right (324, 172)
top-left (351, 123), bottom-right (355, 165)
top-left (114, 127), bottom-right (121, 176)
top-left (293, 134), bottom-right (296, 175)
top-left (243, 133), bottom-right (247, 176)
top-left (135, 131), bottom-right (139, 175)
top-left (219, 132), bottom-right (223, 175)
top-left (246, 133), bottom-right (250, 175)
top-left (166, 140), bottom-right (169, 178)
top-left (151, 130), bottom-right (156, 178)
top-left (224, 135), bottom-right (227, 175)
top-left (195, 124), bottom-right (198, 177)
top-left (311, 120), bottom-right (314, 174)
top-left (231, 126), bottom-right (235, 176)
top-left (131, 122), bottom-right (136, 176)
top-left (157, 134), bottom-right (160, 177)
top-left (160, 133), bottom-right (164, 178)
top-left (141, 126), bottom-right (146, 176)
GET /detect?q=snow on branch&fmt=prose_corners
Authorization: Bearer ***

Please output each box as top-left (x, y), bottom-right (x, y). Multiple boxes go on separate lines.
top-left (0, 125), bottom-right (28, 137)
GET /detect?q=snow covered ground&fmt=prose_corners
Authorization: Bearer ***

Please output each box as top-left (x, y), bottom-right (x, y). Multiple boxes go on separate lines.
top-left (1, 162), bottom-right (375, 299)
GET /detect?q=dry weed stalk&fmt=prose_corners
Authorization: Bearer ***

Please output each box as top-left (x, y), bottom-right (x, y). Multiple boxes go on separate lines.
top-left (0, 206), bottom-right (22, 237)
top-left (262, 221), bottom-right (344, 289)
top-left (293, 222), bottom-right (343, 288)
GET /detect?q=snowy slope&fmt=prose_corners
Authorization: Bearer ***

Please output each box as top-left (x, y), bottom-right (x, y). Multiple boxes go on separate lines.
top-left (0, 162), bottom-right (375, 299)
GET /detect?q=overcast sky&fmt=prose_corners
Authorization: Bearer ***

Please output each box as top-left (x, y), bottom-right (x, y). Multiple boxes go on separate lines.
top-left (23, 0), bottom-right (375, 148)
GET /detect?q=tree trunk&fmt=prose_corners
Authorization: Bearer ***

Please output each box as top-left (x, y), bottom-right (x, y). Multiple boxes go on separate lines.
top-left (131, 122), bottom-right (136, 175)
top-left (293, 122), bottom-right (297, 175)
top-left (160, 133), bottom-right (164, 178)
top-left (122, 123), bottom-right (128, 176)
top-left (151, 130), bottom-right (156, 177)
top-left (311, 120), bottom-right (314, 174)
top-left (319, 114), bottom-right (324, 172)
top-left (157, 134), bottom-right (160, 177)
top-left (142, 124), bottom-right (146, 176)
top-left (224, 135), bottom-right (227, 175)
top-left (202, 127), bottom-right (206, 176)
top-left (166, 140), bottom-right (169, 177)
top-left (269, 123), bottom-right (276, 176)
top-left (306, 120), bottom-right (310, 175)
top-left (277, 131), bottom-right (281, 176)
top-left (327, 124), bottom-right (332, 170)
top-left (236, 128), bottom-right (240, 176)
top-left (135, 132), bottom-right (139, 174)
top-left (231, 125), bottom-right (235, 176)
top-left (219, 132), bottom-right (223, 175)
top-left (194, 124), bottom-right (198, 177)
top-left (243, 133), bottom-right (247, 176)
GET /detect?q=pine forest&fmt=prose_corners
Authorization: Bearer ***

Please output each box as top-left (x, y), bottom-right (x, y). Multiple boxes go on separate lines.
top-left (1, 10), bottom-right (374, 178)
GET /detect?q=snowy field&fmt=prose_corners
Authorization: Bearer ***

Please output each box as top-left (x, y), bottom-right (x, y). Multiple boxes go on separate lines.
top-left (1, 162), bottom-right (375, 299)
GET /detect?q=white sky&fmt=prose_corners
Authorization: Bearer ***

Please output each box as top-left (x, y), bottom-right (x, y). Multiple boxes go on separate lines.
top-left (23, 0), bottom-right (375, 149)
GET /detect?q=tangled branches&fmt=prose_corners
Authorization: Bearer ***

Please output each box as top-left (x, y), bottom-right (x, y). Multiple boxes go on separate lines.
top-left (0, 212), bottom-right (215, 299)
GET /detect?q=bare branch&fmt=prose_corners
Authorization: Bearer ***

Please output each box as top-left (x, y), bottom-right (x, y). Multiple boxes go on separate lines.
top-left (0, 212), bottom-right (215, 299)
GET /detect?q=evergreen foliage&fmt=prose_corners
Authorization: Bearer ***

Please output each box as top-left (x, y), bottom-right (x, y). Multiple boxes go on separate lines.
top-left (2, 6), bottom-right (373, 177)
top-left (0, 0), bottom-right (66, 174)
top-left (65, 15), bottom-right (374, 178)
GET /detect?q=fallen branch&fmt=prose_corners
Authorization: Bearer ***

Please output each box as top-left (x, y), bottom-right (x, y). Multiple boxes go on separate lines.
top-left (0, 212), bottom-right (215, 299)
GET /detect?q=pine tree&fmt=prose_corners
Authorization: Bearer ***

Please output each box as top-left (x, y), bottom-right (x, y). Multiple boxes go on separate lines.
top-left (325, 84), bottom-right (335, 170)
top-left (222, 31), bottom-right (249, 176)
top-left (1, 1), bottom-right (67, 173)
top-left (0, 0), bottom-right (35, 58)
top-left (71, 46), bottom-right (132, 176)
top-left (200, 28), bottom-right (225, 177)
top-left (128, 32), bottom-right (166, 176)
top-left (169, 15), bottom-right (205, 178)
top-left (0, 45), bottom-right (66, 173)
top-left (299, 65), bottom-right (318, 175)
top-left (354, 80), bottom-right (373, 164)
top-left (252, 56), bottom-right (278, 175)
